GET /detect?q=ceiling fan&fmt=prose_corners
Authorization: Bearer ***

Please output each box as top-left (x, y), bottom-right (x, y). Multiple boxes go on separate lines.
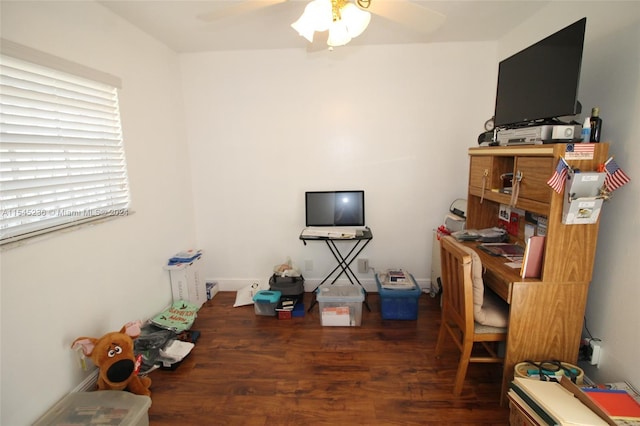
top-left (196, 0), bottom-right (446, 49)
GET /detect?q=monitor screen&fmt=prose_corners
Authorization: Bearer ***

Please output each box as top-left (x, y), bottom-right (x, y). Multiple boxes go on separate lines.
top-left (305, 191), bottom-right (365, 227)
top-left (493, 18), bottom-right (586, 128)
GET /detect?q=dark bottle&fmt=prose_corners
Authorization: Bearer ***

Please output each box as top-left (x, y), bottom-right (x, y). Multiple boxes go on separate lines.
top-left (590, 107), bottom-right (603, 142)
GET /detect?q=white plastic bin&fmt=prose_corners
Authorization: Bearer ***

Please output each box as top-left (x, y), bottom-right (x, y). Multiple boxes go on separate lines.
top-left (33, 390), bottom-right (151, 426)
top-left (316, 284), bottom-right (365, 326)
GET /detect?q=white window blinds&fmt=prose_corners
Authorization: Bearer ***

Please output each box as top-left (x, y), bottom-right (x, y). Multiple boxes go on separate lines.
top-left (0, 53), bottom-right (131, 245)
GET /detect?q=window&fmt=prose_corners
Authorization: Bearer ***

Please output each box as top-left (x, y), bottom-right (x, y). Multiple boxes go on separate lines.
top-left (0, 43), bottom-right (131, 246)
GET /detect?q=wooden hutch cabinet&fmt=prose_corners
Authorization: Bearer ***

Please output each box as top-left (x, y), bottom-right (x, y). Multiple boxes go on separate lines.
top-left (465, 143), bottom-right (609, 403)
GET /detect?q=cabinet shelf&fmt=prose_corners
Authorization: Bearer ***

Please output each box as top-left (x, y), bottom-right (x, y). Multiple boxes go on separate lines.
top-left (469, 187), bottom-right (551, 217)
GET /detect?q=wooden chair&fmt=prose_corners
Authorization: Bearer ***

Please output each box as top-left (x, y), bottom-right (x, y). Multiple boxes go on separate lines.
top-left (435, 235), bottom-right (507, 396)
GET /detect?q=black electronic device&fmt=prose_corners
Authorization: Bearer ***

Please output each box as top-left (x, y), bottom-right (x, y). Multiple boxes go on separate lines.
top-left (305, 190), bottom-right (365, 227)
top-left (478, 131), bottom-right (494, 144)
top-left (493, 17), bottom-right (587, 129)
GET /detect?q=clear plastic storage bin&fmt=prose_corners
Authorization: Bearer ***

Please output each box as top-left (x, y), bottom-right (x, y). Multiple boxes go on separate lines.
top-left (33, 390), bottom-right (151, 426)
top-left (316, 284), bottom-right (364, 326)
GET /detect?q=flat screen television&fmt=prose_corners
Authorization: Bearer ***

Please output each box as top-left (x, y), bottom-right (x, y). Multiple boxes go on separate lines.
top-left (305, 190), bottom-right (365, 227)
top-left (493, 17), bottom-right (587, 129)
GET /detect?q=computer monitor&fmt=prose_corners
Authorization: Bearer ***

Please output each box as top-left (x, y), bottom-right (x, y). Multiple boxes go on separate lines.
top-left (305, 191), bottom-right (365, 227)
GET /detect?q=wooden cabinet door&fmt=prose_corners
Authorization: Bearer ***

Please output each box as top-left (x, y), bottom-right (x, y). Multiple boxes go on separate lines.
top-left (514, 157), bottom-right (554, 204)
top-left (469, 156), bottom-right (493, 190)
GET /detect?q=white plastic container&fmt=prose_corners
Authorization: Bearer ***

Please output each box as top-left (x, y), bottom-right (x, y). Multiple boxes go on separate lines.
top-left (164, 255), bottom-right (206, 307)
top-left (33, 390), bottom-right (151, 426)
top-left (316, 284), bottom-right (365, 326)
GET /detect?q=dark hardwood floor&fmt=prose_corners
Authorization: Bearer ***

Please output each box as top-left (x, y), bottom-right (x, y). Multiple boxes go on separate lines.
top-left (147, 291), bottom-right (509, 425)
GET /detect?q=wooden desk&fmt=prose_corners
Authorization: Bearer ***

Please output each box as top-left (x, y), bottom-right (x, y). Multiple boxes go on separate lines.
top-left (463, 144), bottom-right (609, 404)
top-left (466, 241), bottom-right (589, 405)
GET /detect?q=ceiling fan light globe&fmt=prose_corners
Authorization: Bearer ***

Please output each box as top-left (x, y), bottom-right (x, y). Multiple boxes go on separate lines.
top-left (340, 3), bottom-right (371, 38)
top-left (291, 0), bottom-right (333, 42)
top-left (291, 12), bottom-right (317, 43)
top-left (308, 0), bottom-right (333, 32)
top-left (327, 19), bottom-right (351, 47)
top-left (291, 20), bottom-right (316, 43)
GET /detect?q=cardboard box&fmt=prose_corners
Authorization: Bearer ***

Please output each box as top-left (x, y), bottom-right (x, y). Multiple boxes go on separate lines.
top-left (165, 255), bottom-right (206, 307)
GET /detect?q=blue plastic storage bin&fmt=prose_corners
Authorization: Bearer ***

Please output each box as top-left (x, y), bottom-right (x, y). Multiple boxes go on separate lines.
top-left (375, 273), bottom-right (421, 320)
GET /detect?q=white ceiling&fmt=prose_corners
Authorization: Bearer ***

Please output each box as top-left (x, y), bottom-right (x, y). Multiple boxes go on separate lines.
top-left (97, 0), bottom-right (551, 52)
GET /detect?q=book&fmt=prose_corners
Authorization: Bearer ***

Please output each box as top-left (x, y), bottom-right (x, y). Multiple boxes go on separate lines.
top-left (275, 297), bottom-right (297, 312)
top-left (582, 388), bottom-right (640, 420)
top-left (513, 377), bottom-right (608, 426)
top-left (509, 384), bottom-right (558, 425)
top-left (521, 236), bottom-right (545, 278)
top-left (601, 382), bottom-right (640, 404)
top-left (508, 389), bottom-right (556, 426)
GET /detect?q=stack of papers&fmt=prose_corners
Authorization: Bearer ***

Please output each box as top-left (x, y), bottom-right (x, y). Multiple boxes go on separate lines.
top-left (379, 270), bottom-right (416, 290)
top-left (301, 227), bottom-right (356, 238)
top-left (167, 249), bottom-right (202, 265)
top-left (478, 243), bottom-right (525, 258)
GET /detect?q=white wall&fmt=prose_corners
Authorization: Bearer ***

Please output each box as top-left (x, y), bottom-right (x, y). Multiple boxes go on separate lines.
top-left (498, 2), bottom-right (640, 390)
top-left (0, 2), bottom-right (195, 425)
top-left (180, 43), bottom-right (497, 291)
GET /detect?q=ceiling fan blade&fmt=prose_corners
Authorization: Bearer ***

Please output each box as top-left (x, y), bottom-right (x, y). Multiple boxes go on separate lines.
top-left (197, 0), bottom-right (288, 22)
top-left (367, 1), bottom-right (446, 34)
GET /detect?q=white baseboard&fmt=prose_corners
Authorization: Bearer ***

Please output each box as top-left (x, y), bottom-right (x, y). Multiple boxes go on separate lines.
top-left (209, 277), bottom-right (433, 293)
top-left (71, 369), bottom-right (98, 393)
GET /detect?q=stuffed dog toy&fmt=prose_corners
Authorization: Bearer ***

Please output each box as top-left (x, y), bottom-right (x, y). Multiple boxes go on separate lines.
top-left (72, 321), bottom-right (152, 396)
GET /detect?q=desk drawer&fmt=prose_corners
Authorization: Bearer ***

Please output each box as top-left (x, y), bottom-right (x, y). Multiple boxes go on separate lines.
top-left (483, 268), bottom-right (511, 303)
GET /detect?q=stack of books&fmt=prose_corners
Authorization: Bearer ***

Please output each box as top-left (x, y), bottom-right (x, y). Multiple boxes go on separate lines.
top-left (582, 385), bottom-right (640, 425)
top-left (509, 376), bottom-right (640, 425)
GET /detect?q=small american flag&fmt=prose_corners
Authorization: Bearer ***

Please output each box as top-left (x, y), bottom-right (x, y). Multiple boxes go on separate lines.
top-left (568, 143), bottom-right (596, 154)
top-left (604, 157), bottom-right (631, 192)
top-left (547, 157), bottom-right (569, 193)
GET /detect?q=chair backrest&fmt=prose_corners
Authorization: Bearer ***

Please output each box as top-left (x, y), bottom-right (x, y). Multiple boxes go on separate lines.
top-left (440, 236), bottom-right (475, 336)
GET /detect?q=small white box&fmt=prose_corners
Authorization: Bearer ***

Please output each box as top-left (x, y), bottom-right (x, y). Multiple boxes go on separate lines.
top-left (165, 255), bottom-right (206, 307)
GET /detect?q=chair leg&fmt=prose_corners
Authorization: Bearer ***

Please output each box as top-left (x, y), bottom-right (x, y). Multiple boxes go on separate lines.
top-left (453, 341), bottom-right (473, 396)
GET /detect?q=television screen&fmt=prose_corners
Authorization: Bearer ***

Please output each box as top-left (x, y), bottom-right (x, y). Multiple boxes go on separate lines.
top-left (493, 18), bottom-right (586, 128)
top-left (305, 191), bottom-right (365, 227)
